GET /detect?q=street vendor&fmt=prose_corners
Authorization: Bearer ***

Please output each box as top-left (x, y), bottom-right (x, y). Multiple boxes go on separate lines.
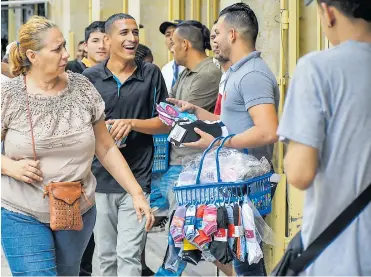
top-left (167, 3), bottom-right (279, 276)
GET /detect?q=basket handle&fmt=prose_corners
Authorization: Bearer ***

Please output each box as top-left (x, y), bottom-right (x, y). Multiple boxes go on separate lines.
top-left (195, 136), bottom-right (224, 184)
top-left (215, 134), bottom-right (237, 182)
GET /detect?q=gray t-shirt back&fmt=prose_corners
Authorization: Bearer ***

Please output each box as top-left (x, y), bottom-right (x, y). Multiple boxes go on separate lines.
top-left (220, 51), bottom-right (280, 161)
top-left (278, 40), bottom-right (371, 275)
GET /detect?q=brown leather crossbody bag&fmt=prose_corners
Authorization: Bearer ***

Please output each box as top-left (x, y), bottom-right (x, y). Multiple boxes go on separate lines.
top-left (24, 76), bottom-right (90, 231)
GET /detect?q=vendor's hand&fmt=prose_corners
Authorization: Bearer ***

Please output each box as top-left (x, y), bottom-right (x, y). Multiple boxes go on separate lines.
top-left (9, 159), bottom-right (43, 184)
top-left (183, 127), bottom-right (215, 149)
top-left (105, 119), bottom-right (133, 147)
top-left (166, 98), bottom-right (197, 114)
top-left (132, 194), bottom-right (155, 232)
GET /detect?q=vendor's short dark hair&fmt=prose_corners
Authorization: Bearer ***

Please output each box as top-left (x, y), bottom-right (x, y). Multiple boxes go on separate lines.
top-left (219, 3), bottom-right (259, 45)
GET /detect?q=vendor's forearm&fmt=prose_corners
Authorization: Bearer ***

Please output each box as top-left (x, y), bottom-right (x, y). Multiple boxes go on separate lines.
top-left (195, 106), bottom-right (220, 121)
top-left (223, 126), bottom-right (278, 149)
top-left (132, 117), bottom-right (170, 135)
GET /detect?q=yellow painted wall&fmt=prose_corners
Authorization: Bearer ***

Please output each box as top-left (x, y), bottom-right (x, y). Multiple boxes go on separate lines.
top-left (100, 0), bottom-right (123, 21)
top-left (140, 0), bottom-right (169, 68)
top-left (49, 0), bottom-right (89, 60)
top-left (70, 0), bottom-right (90, 48)
top-left (220, 0), bottom-right (281, 77)
top-left (299, 0), bottom-right (318, 57)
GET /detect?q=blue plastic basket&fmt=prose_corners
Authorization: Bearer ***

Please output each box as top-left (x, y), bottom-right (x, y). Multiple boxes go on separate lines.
top-left (173, 135), bottom-right (273, 216)
top-left (152, 134), bottom-right (170, 173)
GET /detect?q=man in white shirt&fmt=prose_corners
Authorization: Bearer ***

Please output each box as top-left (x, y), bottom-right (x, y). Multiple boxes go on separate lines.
top-left (159, 20), bottom-right (185, 92)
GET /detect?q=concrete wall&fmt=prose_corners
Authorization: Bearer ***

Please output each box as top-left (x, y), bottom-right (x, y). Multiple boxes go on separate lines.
top-left (221, 0), bottom-right (281, 77)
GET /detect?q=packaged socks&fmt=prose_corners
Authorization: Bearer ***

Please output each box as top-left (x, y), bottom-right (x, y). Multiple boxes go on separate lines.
top-left (203, 204), bottom-right (218, 236)
top-left (209, 206), bottom-right (234, 264)
top-left (164, 211), bottom-right (186, 273)
top-left (193, 205), bottom-right (212, 249)
top-left (242, 202), bottom-right (263, 265)
top-left (184, 205), bottom-right (197, 241)
top-left (170, 206), bottom-right (186, 243)
top-left (226, 205), bottom-right (237, 258)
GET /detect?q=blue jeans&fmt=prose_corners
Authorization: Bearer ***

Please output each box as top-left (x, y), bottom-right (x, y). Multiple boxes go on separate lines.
top-left (1, 206), bottom-right (96, 276)
top-left (154, 166), bottom-right (185, 276)
top-left (150, 165), bottom-right (182, 212)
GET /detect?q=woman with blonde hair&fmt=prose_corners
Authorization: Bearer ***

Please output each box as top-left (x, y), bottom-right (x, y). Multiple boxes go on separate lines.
top-left (1, 16), bottom-right (154, 276)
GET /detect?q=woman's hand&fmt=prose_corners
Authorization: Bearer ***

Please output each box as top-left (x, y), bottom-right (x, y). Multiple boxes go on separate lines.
top-left (8, 159), bottom-right (43, 184)
top-left (132, 194), bottom-right (155, 232)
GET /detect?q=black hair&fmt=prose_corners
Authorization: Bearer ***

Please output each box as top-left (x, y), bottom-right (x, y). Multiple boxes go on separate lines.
top-left (317, 0), bottom-right (371, 21)
top-left (219, 3), bottom-right (259, 45)
top-left (78, 40), bottom-right (85, 46)
top-left (135, 43), bottom-right (153, 62)
top-left (175, 20), bottom-right (211, 51)
top-left (84, 21), bottom-right (105, 42)
top-left (105, 13), bottom-right (136, 34)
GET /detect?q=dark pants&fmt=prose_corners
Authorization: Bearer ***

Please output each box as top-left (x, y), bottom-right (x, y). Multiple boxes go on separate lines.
top-left (79, 235), bottom-right (95, 276)
top-left (233, 256), bottom-right (267, 276)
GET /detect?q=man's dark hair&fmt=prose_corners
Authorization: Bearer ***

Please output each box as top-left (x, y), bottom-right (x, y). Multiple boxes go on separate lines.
top-left (176, 20), bottom-right (211, 52)
top-left (317, 0), bottom-right (371, 21)
top-left (135, 44), bottom-right (153, 62)
top-left (84, 21), bottom-right (105, 42)
top-left (219, 3), bottom-right (259, 45)
top-left (78, 40), bottom-right (84, 46)
top-left (105, 13), bottom-right (136, 34)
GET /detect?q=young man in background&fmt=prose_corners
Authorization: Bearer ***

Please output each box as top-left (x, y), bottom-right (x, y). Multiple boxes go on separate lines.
top-left (159, 20), bottom-right (185, 92)
top-left (67, 21), bottom-right (109, 74)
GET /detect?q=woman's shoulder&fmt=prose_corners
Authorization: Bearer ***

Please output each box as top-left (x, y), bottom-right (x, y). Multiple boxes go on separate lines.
top-left (1, 75), bottom-right (23, 102)
top-left (67, 71), bottom-right (97, 95)
top-left (67, 71), bottom-right (92, 87)
top-left (67, 71), bottom-right (103, 102)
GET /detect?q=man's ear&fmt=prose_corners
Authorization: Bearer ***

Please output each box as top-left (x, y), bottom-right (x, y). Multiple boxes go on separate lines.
top-left (228, 28), bottom-right (237, 44)
top-left (183, 39), bottom-right (190, 51)
top-left (321, 2), bottom-right (336, 28)
top-left (84, 42), bottom-right (88, 53)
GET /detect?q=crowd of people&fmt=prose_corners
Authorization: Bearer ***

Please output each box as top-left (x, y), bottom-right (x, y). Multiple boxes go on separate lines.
top-left (1, 0), bottom-right (371, 276)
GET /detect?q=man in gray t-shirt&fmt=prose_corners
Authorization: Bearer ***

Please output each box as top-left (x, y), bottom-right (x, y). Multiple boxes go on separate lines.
top-left (278, 0), bottom-right (371, 275)
top-left (168, 4), bottom-right (279, 276)
top-left (220, 51), bottom-right (279, 161)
